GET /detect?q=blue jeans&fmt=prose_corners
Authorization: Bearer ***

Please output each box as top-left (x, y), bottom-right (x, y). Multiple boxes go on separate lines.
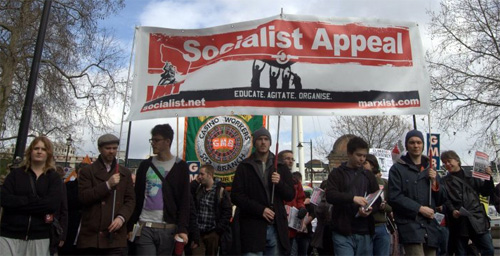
top-left (290, 235), bottom-right (310, 256)
top-left (135, 226), bottom-right (176, 255)
top-left (456, 231), bottom-right (494, 256)
top-left (373, 224), bottom-right (390, 256)
top-left (436, 225), bottom-right (449, 256)
top-left (332, 231), bottom-right (373, 256)
top-left (242, 225), bottom-right (281, 256)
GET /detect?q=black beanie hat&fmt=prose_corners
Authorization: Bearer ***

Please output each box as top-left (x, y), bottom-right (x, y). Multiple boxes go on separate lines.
top-left (252, 127), bottom-right (272, 145)
top-left (405, 129), bottom-right (424, 149)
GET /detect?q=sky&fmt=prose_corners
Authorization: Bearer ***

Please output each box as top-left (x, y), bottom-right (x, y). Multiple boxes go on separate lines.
top-left (81, 0), bottom-right (483, 166)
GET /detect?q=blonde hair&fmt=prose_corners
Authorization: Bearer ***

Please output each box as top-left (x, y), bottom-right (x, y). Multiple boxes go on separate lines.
top-left (23, 136), bottom-right (56, 173)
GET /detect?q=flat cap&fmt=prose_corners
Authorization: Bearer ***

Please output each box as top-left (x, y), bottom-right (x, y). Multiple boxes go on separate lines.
top-left (97, 134), bottom-right (120, 147)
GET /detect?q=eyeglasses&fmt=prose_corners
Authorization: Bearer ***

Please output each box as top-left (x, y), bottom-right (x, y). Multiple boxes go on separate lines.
top-left (149, 138), bottom-right (165, 144)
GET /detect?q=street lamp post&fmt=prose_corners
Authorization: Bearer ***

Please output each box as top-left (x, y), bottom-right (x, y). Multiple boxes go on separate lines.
top-left (65, 134), bottom-right (73, 167)
top-left (298, 139), bottom-right (313, 187)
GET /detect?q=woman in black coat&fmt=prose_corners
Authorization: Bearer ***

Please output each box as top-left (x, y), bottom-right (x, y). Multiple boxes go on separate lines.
top-left (0, 136), bottom-right (62, 256)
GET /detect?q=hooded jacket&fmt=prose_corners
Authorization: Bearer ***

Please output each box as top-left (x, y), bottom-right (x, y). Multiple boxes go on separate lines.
top-left (325, 163), bottom-right (380, 236)
top-left (388, 154), bottom-right (446, 248)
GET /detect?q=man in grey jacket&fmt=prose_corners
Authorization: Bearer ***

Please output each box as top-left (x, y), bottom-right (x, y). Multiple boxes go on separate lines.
top-left (388, 130), bottom-right (446, 256)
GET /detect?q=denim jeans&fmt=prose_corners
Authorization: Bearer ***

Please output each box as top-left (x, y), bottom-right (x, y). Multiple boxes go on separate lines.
top-left (242, 225), bottom-right (281, 256)
top-left (436, 225), bottom-right (449, 256)
top-left (290, 235), bottom-right (310, 256)
top-left (135, 226), bottom-right (176, 255)
top-left (373, 224), bottom-right (390, 256)
top-left (456, 231), bottom-right (494, 256)
top-left (332, 231), bottom-right (373, 256)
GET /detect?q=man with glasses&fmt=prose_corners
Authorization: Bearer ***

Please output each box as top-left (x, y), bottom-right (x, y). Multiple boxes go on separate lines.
top-left (128, 124), bottom-right (190, 255)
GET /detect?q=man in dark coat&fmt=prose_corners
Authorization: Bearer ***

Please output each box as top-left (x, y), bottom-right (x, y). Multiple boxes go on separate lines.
top-left (326, 136), bottom-right (380, 255)
top-left (128, 124), bottom-right (190, 255)
top-left (388, 130), bottom-right (446, 255)
top-left (441, 150), bottom-right (494, 256)
top-left (231, 127), bottom-right (295, 255)
top-left (78, 134), bottom-right (136, 255)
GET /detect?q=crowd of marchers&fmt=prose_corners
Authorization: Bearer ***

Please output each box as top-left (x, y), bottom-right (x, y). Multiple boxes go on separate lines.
top-left (0, 125), bottom-right (499, 256)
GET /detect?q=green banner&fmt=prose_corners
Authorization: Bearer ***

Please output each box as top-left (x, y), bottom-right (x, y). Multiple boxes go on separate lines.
top-left (184, 115), bottom-right (265, 187)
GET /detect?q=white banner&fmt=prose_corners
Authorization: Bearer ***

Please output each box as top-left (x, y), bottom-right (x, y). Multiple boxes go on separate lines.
top-left (128, 14), bottom-right (430, 120)
top-left (370, 148), bottom-right (393, 179)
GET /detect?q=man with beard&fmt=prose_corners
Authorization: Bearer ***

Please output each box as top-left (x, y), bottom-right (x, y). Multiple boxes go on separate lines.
top-left (78, 134), bottom-right (135, 255)
top-left (231, 127), bottom-right (295, 255)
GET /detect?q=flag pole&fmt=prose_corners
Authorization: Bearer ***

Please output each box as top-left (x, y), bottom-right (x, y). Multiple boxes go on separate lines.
top-left (428, 113), bottom-right (432, 206)
top-left (270, 113), bottom-right (282, 213)
top-left (111, 27), bottom-right (137, 241)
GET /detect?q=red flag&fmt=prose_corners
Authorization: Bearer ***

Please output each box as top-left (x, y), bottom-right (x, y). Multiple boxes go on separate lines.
top-left (392, 144), bottom-right (400, 155)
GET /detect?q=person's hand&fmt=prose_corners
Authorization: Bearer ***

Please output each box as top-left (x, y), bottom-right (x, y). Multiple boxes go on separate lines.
top-left (108, 217), bottom-right (124, 232)
top-left (486, 166), bottom-right (493, 176)
top-left (304, 198), bottom-right (311, 205)
top-left (107, 173), bottom-right (120, 187)
top-left (353, 196), bottom-right (367, 206)
top-left (380, 201), bottom-right (386, 210)
top-left (271, 172), bottom-right (280, 184)
top-left (297, 207), bottom-right (308, 219)
top-left (419, 206), bottom-right (435, 219)
top-left (190, 241), bottom-right (199, 249)
top-left (452, 210), bottom-right (460, 219)
top-left (127, 231), bottom-right (133, 241)
top-left (262, 207), bottom-right (275, 222)
top-left (175, 233), bottom-right (188, 244)
top-left (58, 241), bottom-right (64, 247)
top-left (429, 169), bottom-right (437, 182)
top-left (358, 206), bottom-right (372, 217)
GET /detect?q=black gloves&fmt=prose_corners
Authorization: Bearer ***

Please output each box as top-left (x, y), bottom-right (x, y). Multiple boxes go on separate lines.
top-left (297, 207), bottom-right (308, 219)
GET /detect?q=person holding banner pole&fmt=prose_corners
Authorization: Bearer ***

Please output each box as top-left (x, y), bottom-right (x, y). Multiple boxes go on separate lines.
top-left (388, 130), bottom-right (446, 256)
top-left (77, 134), bottom-right (135, 255)
top-left (440, 150), bottom-right (494, 256)
top-left (231, 127), bottom-right (295, 255)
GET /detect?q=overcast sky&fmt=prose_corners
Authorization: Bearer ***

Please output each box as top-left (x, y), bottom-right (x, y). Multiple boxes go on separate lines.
top-left (80, 0), bottom-right (482, 166)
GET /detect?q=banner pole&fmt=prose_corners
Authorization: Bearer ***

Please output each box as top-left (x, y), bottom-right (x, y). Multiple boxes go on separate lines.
top-left (270, 113), bottom-right (282, 214)
top-left (428, 113), bottom-right (432, 206)
top-left (176, 114), bottom-right (179, 157)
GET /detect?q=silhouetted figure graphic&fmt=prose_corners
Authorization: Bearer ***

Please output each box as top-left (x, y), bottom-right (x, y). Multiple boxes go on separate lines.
top-left (269, 66), bottom-right (281, 90)
top-left (158, 61), bottom-right (177, 85)
top-left (282, 67), bottom-right (291, 90)
top-left (291, 72), bottom-right (302, 91)
top-left (251, 60), bottom-right (266, 89)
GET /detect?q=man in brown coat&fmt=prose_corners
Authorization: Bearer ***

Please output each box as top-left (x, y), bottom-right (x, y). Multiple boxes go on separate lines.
top-left (77, 134), bottom-right (135, 255)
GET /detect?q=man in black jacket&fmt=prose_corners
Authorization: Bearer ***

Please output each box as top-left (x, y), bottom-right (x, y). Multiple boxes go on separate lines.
top-left (191, 164), bottom-right (232, 255)
top-left (388, 129), bottom-right (446, 256)
top-left (441, 150), bottom-right (494, 256)
top-left (231, 127), bottom-right (295, 255)
top-left (128, 124), bottom-right (190, 255)
top-left (326, 136), bottom-right (380, 255)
